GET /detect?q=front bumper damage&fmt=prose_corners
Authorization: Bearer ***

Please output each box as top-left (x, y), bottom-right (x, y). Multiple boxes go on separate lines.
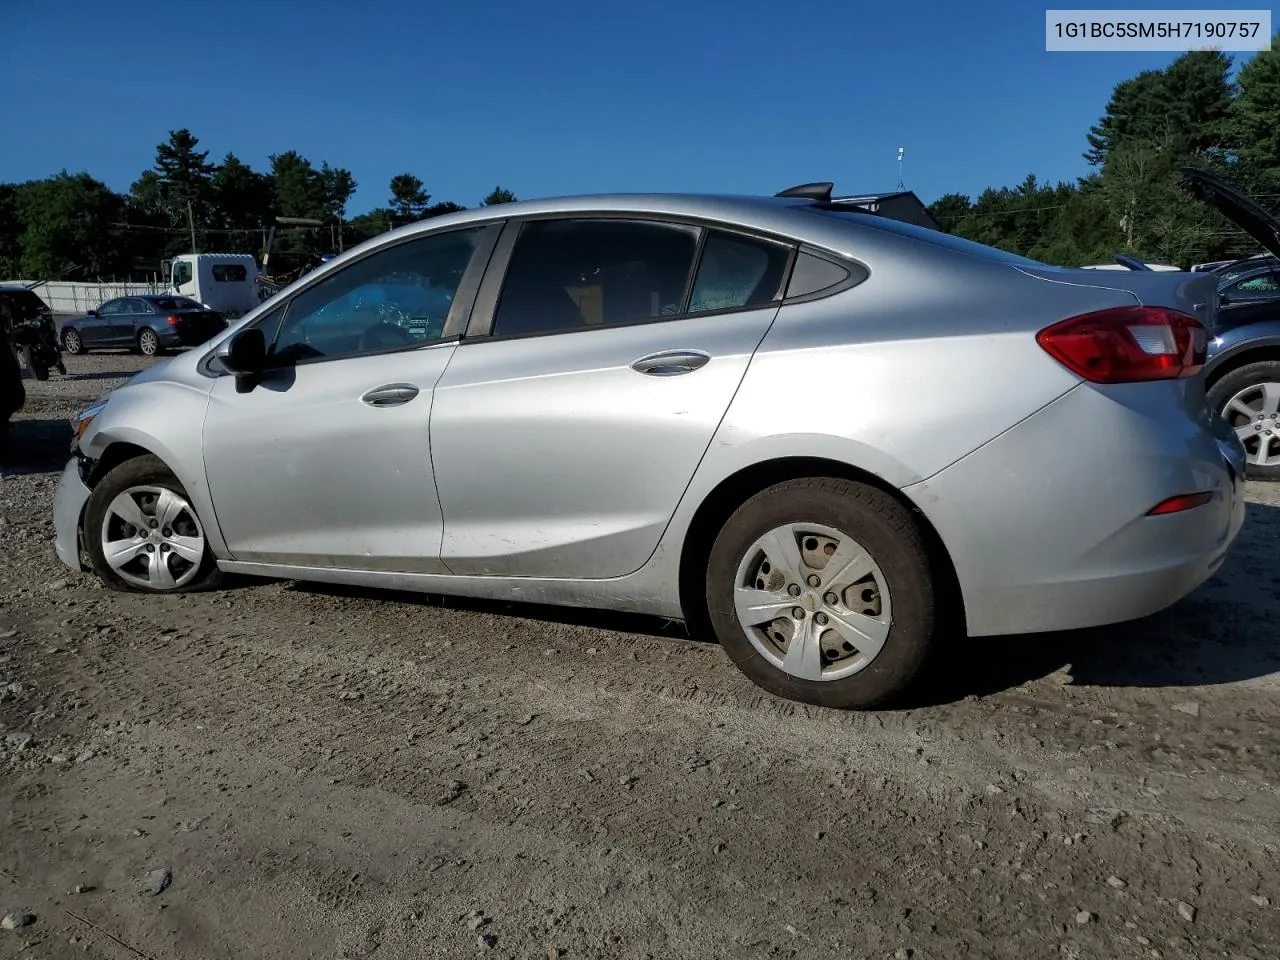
top-left (52, 455), bottom-right (92, 572)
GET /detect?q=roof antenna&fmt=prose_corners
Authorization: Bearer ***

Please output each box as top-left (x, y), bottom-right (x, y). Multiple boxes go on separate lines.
top-left (897, 147), bottom-right (905, 190)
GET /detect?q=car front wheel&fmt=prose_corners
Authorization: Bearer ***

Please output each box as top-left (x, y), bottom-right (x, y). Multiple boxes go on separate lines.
top-left (84, 455), bottom-right (222, 593)
top-left (705, 478), bottom-right (937, 709)
top-left (1208, 360), bottom-right (1280, 481)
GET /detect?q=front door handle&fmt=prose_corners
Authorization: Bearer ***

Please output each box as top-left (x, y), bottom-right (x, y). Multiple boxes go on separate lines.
top-left (361, 383), bottom-right (420, 407)
top-left (630, 350), bottom-right (711, 377)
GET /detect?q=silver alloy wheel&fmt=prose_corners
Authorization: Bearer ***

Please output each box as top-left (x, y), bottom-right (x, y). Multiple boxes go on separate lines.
top-left (63, 329), bottom-right (82, 354)
top-left (99, 485), bottom-right (206, 590)
top-left (1224, 382), bottom-right (1280, 467)
top-left (139, 329), bottom-right (158, 356)
top-left (733, 522), bottom-right (892, 682)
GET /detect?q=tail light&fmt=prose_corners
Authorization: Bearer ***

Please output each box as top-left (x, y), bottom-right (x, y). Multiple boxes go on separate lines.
top-left (1036, 306), bottom-right (1206, 383)
top-left (166, 315), bottom-right (181, 326)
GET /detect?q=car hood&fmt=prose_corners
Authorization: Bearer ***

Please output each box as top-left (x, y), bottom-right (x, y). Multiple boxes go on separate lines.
top-left (1180, 167), bottom-right (1280, 260)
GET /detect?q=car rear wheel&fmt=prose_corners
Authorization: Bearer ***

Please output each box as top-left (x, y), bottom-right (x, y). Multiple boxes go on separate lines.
top-left (1208, 360), bottom-right (1280, 480)
top-left (84, 455), bottom-right (222, 593)
top-left (137, 328), bottom-right (162, 357)
top-left (62, 328), bottom-right (85, 355)
top-left (705, 477), bottom-right (936, 709)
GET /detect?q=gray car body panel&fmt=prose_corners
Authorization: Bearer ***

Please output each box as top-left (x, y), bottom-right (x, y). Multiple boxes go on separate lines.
top-left (54, 191), bottom-right (1245, 634)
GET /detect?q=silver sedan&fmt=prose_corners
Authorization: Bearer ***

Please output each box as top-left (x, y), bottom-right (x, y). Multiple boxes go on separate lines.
top-left (51, 184), bottom-right (1248, 708)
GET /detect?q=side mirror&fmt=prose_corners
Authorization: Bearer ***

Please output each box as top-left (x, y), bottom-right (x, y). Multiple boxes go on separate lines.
top-left (1218, 294), bottom-right (1232, 306)
top-left (216, 328), bottom-right (267, 392)
top-left (86, 309), bottom-right (97, 317)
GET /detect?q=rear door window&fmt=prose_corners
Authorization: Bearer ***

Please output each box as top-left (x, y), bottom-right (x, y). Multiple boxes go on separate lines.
top-left (492, 218), bottom-right (701, 337)
top-left (688, 230), bottom-right (792, 314)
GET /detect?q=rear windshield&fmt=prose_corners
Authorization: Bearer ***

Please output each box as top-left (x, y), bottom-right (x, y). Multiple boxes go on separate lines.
top-left (0, 289), bottom-right (51, 317)
top-left (150, 297), bottom-right (201, 310)
top-left (801, 207), bottom-right (1048, 268)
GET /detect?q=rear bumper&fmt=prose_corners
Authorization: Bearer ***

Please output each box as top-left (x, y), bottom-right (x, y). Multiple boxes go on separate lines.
top-left (905, 382), bottom-right (1247, 636)
top-left (158, 324), bottom-right (226, 348)
top-left (53, 457), bottom-right (91, 572)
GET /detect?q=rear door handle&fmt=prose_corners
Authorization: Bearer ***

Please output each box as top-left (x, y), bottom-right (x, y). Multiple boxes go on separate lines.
top-left (361, 383), bottom-right (420, 407)
top-left (630, 350), bottom-right (711, 376)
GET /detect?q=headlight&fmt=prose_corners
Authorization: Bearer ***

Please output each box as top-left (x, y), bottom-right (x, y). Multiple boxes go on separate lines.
top-left (72, 398), bottom-right (108, 449)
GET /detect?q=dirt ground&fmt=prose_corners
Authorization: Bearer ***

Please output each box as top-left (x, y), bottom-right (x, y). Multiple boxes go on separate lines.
top-left (2, 351), bottom-right (1279, 960)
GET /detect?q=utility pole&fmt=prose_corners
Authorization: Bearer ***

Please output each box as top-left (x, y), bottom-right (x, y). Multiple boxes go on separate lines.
top-left (187, 200), bottom-right (197, 253)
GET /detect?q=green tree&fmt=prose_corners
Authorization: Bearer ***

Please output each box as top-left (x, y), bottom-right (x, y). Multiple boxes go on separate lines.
top-left (389, 173), bottom-right (430, 219)
top-left (211, 153), bottom-right (272, 253)
top-left (424, 201), bottom-right (466, 217)
top-left (14, 172), bottom-right (127, 279)
top-left (1085, 69), bottom-right (1169, 166)
top-left (481, 186), bottom-right (517, 206)
top-left (321, 163), bottom-right (357, 221)
top-left (926, 192), bottom-right (971, 229)
top-left (0, 184), bottom-right (21, 277)
top-left (1231, 34), bottom-right (1280, 165)
top-left (269, 150), bottom-right (328, 221)
top-left (152, 128), bottom-right (216, 250)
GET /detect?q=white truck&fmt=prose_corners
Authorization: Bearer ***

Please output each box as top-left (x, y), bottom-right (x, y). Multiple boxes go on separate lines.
top-left (163, 253), bottom-right (262, 318)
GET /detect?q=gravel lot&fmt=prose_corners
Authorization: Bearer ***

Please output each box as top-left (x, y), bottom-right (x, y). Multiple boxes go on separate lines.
top-left (2, 352), bottom-right (1279, 959)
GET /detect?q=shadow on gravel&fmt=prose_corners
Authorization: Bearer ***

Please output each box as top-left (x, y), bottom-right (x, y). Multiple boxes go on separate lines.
top-left (62, 367), bottom-right (146, 381)
top-left (0, 417), bottom-right (72, 476)
top-left (292, 503), bottom-right (1280, 707)
top-left (904, 500), bottom-right (1280, 708)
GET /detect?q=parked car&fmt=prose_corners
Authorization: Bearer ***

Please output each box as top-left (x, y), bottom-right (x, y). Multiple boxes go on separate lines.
top-left (0, 285), bottom-right (64, 379)
top-left (1180, 168), bottom-right (1280, 480)
top-left (61, 295), bottom-right (228, 357)
top-left (0, 331), bottom-right (24, 462)
top-left (51, 182), bottom-right (1246, 709)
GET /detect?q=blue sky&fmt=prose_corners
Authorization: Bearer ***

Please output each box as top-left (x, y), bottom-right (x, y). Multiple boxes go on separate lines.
top-left (2, 0), bottom-right (1276, 213)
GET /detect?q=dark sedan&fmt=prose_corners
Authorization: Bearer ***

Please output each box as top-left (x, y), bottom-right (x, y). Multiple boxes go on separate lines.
top-left (61, 295), bottom-right (227, 357)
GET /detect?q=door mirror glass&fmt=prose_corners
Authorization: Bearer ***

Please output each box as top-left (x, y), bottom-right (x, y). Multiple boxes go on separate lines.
top-left (217, 328), bottom-right (267, 388)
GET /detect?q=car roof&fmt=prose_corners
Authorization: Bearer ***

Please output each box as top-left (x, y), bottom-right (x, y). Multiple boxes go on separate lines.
top-left (377, 193), bottom-right (864, 246)
top-left (328, 191), bottom-right (992, 270)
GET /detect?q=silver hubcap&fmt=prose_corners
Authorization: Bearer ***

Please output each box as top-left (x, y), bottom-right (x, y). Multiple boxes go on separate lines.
top-left (100, 485), bottom-right (206, 590)
top-left (65, 332), bottom-right (80, 352)
top-left (1224, 382), bottom-right (1280, 467)
top-left (140, 331), bottom-right (156, 353)
top-left (733, 523), bottom-right (891, 682)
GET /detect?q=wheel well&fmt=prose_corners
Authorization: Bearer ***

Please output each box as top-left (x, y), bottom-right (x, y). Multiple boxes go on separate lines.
top-left (86, 442), bottom-right (153, 488)
top-left (1206, 345), bottom-right (1280, 391)
top-left (677, 457), bottom-right (966, 642)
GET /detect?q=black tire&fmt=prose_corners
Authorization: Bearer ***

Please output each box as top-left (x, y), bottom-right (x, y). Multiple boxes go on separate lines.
top-left (1208, 360), bottom-right (1280, 481)
top-left (84, 454), bottom-right (223, 594)
top-left (62, 328), bottom-right (85, 355)
top-left (137, 328), bottom-right (162, 357)
top-left (705, 478), bottom-right (937, 709)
